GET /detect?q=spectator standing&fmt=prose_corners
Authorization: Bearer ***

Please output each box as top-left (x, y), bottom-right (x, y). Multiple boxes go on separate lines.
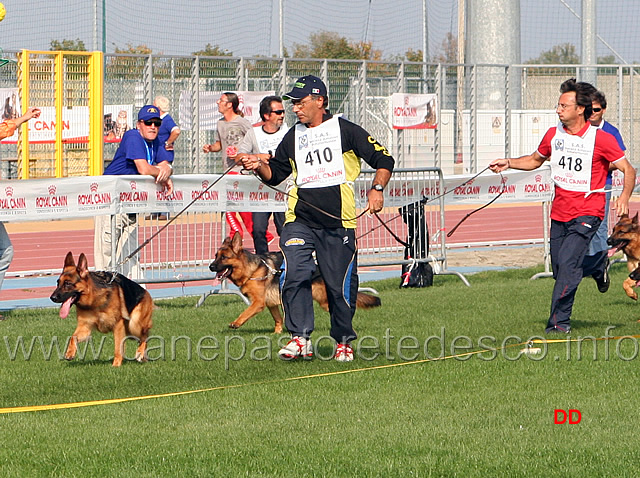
top-left (237, 95), bottom-right (287, 254)
top-left (583, 90), bottom-right (627, 292)
top-left (94, 105), bottom-right (173, 279)
top-left (203, 92), bottom-right (254, 239)
top-left (0, 107), bottom-right (41, 317)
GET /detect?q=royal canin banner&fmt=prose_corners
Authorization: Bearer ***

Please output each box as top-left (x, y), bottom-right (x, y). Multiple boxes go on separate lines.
top-left (0, 167), bottom-right (636, 222)
top-left (178, 90), bottom-right (275, 131)
top-left (391, 93), bottom-right (438, 129)
top-left (0, 103), bottom-right (135, 144)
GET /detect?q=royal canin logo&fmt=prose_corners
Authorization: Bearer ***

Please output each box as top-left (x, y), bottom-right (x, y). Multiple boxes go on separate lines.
top-left (48, 185), bottom-right (56, 195)
top-left (5, 187), bottom-right (13, 197)
top-left (202, 180), bottom-right (209, 189)
top-left (535, 175), bottom-right (542, 183)
top-left (233, 181), bottom-right (239, 190)
top-left (130, 181), bottom-right (137, 190)
top-left (90, 182), bottom-right (98, 192)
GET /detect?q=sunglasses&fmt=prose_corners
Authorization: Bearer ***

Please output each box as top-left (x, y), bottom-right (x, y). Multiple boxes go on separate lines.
top-left (591, 107), bottom-right (602, 112)
top-left (142, 119), bottom-right (162, 127)
top-left (271, 109), bottom-right (285, 115)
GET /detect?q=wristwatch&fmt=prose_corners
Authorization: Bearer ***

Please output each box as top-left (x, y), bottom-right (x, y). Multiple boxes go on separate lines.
top-left (371, 184), bottom-right (384, 192)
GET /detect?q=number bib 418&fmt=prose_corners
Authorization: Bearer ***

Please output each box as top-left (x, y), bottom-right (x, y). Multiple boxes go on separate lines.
top-left (549, 123), bottom-right (595, 193)
top-left (294, 117), bottom-right (346, 188)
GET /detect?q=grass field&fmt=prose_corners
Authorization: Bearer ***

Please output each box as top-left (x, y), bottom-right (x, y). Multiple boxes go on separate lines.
top-left (1, 263), bottom-right (640, 476)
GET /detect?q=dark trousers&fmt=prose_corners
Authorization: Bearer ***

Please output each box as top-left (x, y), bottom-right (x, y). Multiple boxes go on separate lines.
top-left (547, 216), bottom-right (602, 332)
top-left (279, 222), bottom-right (358, 344)
top-left (252, 211), bottom-right (285, 255)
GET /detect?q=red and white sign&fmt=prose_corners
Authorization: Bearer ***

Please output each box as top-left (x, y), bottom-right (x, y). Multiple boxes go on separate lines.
top-left (391, 93), bottom-right (438, 129)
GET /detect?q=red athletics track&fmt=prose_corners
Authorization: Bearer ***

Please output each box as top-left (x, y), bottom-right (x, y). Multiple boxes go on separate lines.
top-left (2, 203), bottom-right (549, 274)
top-left (8, 202), bottom-right (640, 273)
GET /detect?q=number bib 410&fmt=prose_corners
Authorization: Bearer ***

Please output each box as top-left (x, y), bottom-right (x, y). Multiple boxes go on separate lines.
top-left (294, 117), bottom-right (346, 188)
top-left (549, 123), bottom-right (595, 193)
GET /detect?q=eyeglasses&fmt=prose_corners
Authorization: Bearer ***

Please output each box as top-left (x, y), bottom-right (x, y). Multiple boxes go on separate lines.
top-left (556, 103), bottom-right (577, 110)
top-left (142, 119), bottom-right (162, 127)
top-left (591, 107), bottom-right (603, 112)
top-left (292, 97), bottom-right (314, 108)
top-left (271, 109), bottom-right (285, 115)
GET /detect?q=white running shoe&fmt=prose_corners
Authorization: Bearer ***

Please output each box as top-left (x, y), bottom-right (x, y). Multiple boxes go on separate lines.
top-left (334, 343), bottom-right (354, 362)
top-left (278, 336), bottom-right (313, 360)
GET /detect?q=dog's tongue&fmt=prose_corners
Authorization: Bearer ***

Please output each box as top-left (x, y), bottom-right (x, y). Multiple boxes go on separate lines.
top-left (59, 297), bottom-right (74, 319)
top-left (607, 247), bottom-right (619, 258)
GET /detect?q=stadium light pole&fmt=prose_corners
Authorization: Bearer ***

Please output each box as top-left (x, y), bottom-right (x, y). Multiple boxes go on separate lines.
top-left (279, 0), bottom-right (284, 58)
top-left (92, 0), bottom-right (107, 53)
top-left (423, 0), bottom-right (429, 83)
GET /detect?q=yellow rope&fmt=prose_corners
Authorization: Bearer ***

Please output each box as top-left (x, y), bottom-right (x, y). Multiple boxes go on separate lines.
top-left (1, 334), bottom-right (637, 415)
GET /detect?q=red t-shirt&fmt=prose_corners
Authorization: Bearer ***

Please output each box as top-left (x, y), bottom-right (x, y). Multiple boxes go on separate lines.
top-left (537, 123), bottom-right (625, 221)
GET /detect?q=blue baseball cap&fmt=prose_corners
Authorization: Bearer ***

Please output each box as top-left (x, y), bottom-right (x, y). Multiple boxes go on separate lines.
top-left (138, 105), bottom-right (162, 121)
top-left (283, 75), bottom-right (327, 100)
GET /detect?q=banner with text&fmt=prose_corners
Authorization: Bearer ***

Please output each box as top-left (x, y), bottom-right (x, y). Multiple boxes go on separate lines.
top-left (391, 93), bottom-right (438, 129)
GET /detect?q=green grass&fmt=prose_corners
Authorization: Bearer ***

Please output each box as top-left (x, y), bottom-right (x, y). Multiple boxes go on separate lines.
top-left (1, 263), bottom-right (640, 476)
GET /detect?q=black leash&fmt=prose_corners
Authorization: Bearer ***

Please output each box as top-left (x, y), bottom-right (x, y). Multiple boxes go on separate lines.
top-left (117, 163), bottom-right (237, 269)
top-left (446, 170), bottom-right (506, 237)
top-left (356, 166), bottom-right (503, 242)
top-left (245, 171), bottom-right (370, 222)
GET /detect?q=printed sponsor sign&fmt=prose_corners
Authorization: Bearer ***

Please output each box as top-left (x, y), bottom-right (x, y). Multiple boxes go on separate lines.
top-left (391, 93), bottom-right (438, 129)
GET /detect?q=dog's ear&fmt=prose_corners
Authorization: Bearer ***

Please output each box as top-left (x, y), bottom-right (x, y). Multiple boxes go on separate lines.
top-left (231, 231), bottom-right (243, 253)
top-left (633, 212), bottom-right (639, 224)
top-left (64, 251), bottom-right (75, 268)
top-left (76, 253), bottom-right (89, 278)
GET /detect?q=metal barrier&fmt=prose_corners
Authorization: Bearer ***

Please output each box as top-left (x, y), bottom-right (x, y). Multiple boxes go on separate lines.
top-left (187, 167), bottom-right (470, 309)
top-left (356, 167), bottom-right (469, 285)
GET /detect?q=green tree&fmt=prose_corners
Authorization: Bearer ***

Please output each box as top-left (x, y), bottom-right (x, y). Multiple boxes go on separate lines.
top-left (404, 48), bottom-right (424, 62)
top-left (192, 43), bottom-right (232, 56)
top-left (291, 31), bottom-right (381, 60)
top-left (527, 43), bottom-right (579, 64)
top-left (50, 38), bottom-right (86, 51)
top-left (113, 44), bottom-right (153, 55)
top-left (433, 32), bottom-right (458, 63)
top-left (597, 54), bottom-right (617, 64)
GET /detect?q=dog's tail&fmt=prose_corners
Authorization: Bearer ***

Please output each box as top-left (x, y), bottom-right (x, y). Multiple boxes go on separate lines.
top-left (356, 292), bottom-right (381, 309)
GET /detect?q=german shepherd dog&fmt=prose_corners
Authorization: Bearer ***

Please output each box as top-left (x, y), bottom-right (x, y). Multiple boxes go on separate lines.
top-left (607, 213), bottom-right (640, 300)
top-left (50, 252), bottom-right (153, 367)
top-left (209, 232), bottom-right (381, 333)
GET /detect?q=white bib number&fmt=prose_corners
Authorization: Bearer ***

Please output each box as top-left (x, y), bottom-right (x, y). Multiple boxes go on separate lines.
top-left (295, 117), bottom-right (346, 188)
top-left (549, 123), bottom-right (595, 193)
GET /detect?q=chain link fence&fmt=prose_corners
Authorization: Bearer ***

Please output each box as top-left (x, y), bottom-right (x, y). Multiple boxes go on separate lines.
top-left (1, 51), bottom-right (639, 178)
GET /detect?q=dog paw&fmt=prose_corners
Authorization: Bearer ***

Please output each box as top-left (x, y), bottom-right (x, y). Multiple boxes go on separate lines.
top-left (229, 322), bottom-right (240, 329)
top-left (273, 327), bottom-right (283, 334)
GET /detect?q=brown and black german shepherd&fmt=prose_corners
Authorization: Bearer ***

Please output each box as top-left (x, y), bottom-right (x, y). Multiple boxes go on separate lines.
top-left (607, 213), bottom-right (640, 300)
top-left (209, 232), bottom-right (381, 333)
top-left (50, 252), bottom-right (153, 367)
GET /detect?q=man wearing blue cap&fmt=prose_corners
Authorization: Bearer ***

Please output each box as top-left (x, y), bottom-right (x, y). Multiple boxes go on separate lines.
top-left (241, 75), bottom-right (395, 362)
top-left (94, 105), bottom-right (174, 279)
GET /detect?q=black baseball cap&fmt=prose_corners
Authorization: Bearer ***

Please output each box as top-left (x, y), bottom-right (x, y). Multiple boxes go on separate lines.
top-left (283, 75), bottom-right (327, 100)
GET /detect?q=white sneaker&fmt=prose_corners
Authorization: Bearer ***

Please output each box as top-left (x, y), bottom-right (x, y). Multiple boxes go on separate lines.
top-left (334, 343), bottom-right (354, 362)
top-left (278, 336), bottom-right (313, 360)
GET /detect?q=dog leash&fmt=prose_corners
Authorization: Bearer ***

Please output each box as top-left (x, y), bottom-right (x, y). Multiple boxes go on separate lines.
top-left (244, 170), bottom-right (370, 223)
top-left (356, 166), bottom-right (505, 242)
top-left (446, 170), bottom-right (506, 237)
top-left (115, 163), bottom-right (238, 272)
